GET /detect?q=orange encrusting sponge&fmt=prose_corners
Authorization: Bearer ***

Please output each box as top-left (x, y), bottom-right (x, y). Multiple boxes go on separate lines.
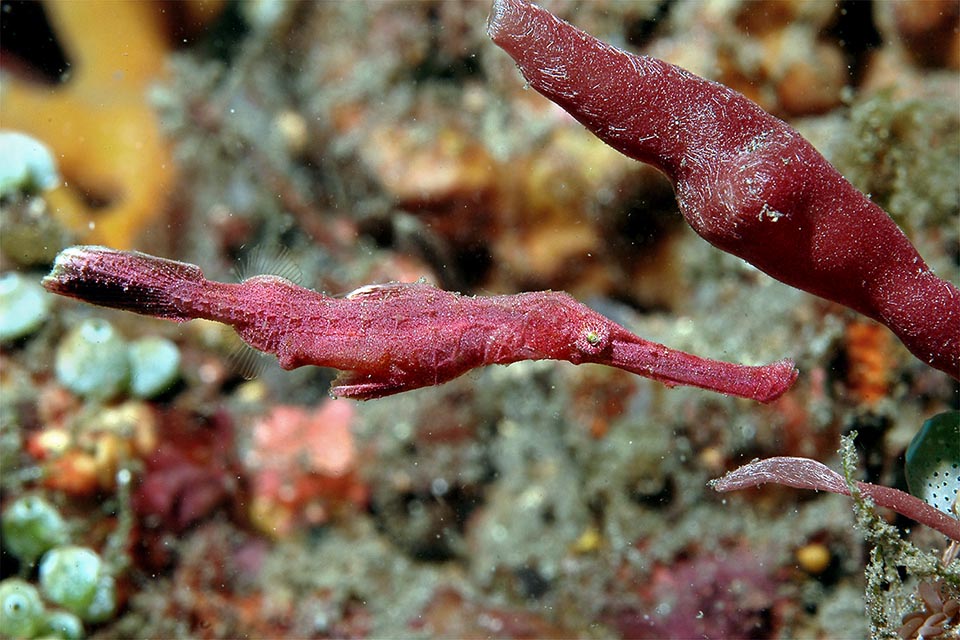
top-left (1, 0), bottom-right (175, 249)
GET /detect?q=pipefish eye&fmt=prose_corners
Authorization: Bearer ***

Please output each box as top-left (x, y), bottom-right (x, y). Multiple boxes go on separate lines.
top-left (577, 325), bottom-right (609, 355)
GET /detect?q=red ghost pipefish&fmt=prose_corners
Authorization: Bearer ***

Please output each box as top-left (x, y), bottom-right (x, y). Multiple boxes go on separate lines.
top-left (42, 246), bottom-right (797, 402)
top-left (489, 0), bottom-right (959, 379)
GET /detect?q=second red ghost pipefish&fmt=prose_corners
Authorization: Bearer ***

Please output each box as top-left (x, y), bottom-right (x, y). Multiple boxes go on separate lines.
top-left (488, 0), bottom-right (959, 379)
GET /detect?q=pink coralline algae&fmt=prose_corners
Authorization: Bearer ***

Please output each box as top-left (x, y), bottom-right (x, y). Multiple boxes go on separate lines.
top-left (245, 401), bottom-right (367, 537)
top-left (42, 246), bottom-right (797, 402)
top-left (249, 403), bottom-right (357, 478)
top-left (489, 0), bottom-right (959, 379)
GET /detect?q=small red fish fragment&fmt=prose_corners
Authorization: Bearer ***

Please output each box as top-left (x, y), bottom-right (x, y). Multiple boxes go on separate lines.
top-left (711, 456), bottom-right (960, 541)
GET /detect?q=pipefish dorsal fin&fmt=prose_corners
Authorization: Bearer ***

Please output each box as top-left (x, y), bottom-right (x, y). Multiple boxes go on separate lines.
top-left (232, 244), bottom-right (303, 285)
top-left (226, 244), bottom-right (302, 380)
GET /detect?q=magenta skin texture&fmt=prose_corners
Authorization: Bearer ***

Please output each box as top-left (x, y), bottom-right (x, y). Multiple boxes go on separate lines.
top-left (711, 456), bottom-right (960, 541)
top-left (489, 0), bottom-right (959, 379)
top-left (42, 246), bottom-right (797, 402)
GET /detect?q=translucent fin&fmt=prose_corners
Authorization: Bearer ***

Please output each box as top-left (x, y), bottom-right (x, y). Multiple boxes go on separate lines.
top-left (227, 333), bottom-right (271, 380)
top-left (232, 244), bottom-right (303, 285)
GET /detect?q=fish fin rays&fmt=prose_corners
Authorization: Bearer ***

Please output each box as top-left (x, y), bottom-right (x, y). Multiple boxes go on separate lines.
top-left (233, 244), bottom-right (303, 285)
top-left (228, 336), bottom-right (272, 380)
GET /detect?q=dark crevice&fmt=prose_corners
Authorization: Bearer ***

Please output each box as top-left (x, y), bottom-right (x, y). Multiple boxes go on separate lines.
top-left (0, 0), bottom-right (71, 84)
top-left (823, 0), bottom-right (883, 85)
top-left (411, 2), bottom-right (483, 85)
top-left (624, 0), bottom-right (674, 49)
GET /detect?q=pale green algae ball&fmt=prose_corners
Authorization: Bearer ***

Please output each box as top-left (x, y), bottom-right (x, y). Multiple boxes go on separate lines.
top-left (128, 336), bottom-right (181, 398)
top-left (1, 495), bottom-right (70, 565)
top-left (0, 272), bottom-right (52, 342)
top-left (0, 578), bottom-right (44, 639)
top-left (55, 319), bottom-right (130, 401)
top-left (0, 131), bottom-right (60, 198)
top-left (39, 547), bottom-right (116, 623)
top-left (40, 609), bottom-right (85, 640)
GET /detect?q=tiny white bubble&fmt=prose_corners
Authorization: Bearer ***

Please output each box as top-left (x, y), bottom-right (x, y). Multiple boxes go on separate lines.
top-left (431, 478), bottom-right (449, 496)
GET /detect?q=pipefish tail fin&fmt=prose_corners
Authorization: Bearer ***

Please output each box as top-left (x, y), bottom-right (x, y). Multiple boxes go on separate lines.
top-left (42, 245), bottom-right (205, 322)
